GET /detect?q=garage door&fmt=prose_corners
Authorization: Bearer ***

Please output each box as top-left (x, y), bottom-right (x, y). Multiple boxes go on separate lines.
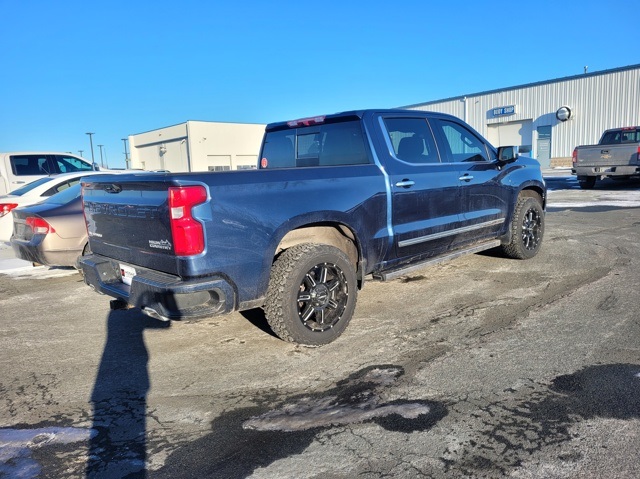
top-left (487, 120), bottom-right (533, 156)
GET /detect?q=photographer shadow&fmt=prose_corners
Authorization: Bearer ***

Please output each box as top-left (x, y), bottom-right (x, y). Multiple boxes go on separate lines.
top-left (86, 309), bottom-right (170, 478)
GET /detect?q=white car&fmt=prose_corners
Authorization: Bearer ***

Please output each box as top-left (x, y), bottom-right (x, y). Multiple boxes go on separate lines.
top-left (0, 171), bottom-right (114, 243)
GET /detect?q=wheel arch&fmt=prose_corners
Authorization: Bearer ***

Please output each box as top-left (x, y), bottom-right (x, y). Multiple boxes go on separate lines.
top-left (275, 223), bottom-right (361, 279)
top-left (500, 184), bottom-right (545, 245)
top-left (518, 184), bottom-right (546, 209)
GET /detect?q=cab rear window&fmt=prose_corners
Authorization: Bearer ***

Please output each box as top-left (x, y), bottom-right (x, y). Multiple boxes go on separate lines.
top-left (260, 120), bottom-right (370, 168)
top-left (601, 128), bottom-right (640, 144)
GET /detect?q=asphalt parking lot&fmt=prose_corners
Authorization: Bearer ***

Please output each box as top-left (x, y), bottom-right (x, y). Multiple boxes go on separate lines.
top-left (2, 170), bottom-right (640, 478)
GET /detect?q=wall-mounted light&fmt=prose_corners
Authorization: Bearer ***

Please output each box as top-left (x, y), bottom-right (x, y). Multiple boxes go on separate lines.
top-left (159, 144), bottom-right (167, 155)
top-left (556, 106), bottom-right (572, 122)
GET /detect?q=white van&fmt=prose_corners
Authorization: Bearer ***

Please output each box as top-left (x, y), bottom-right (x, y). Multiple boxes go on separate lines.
top-left (0, 152), bottom-right (96, 195)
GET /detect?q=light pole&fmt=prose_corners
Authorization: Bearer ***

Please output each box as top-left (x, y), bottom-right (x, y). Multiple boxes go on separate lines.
top-left (122, 138), bottom-right (130, 169)
top-left (97, 144), bottom-right (104, 168)
top-left (85, 132), bottom-right (96, 167)
top-left (78, 150), bottom-right (84, 158)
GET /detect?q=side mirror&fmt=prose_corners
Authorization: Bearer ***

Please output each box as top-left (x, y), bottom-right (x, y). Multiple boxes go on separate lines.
top-left (92, 163), bottom-right (101, 171)
top-left (497, 146), bottom-right (519, 163)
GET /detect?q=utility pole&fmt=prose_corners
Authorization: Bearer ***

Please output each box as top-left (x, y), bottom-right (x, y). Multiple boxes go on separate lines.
top-left (122, 138), bottom-right (130, 169)
top-left (85, 132), bottom-right (96, 168)
top-left (98, 144), bottom-right (104, 168)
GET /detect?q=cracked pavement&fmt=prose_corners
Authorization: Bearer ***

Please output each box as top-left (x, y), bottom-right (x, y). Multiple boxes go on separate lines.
top-left (1, 173), bottom-right (640, 478)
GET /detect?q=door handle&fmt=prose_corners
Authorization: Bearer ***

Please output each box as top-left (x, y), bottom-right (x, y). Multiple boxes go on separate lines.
top-left (459, 174), bottom-right (474, 182)
top-left (395, 180), bottom-right (415, 188)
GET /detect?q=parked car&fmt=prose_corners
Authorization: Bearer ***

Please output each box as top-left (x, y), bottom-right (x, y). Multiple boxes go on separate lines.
top-left (0, 171), bottom-right (111, 243)
top-left (10, 183), bottom-right (89, 269)
top-left (0, 151), bottom-right (96, 195)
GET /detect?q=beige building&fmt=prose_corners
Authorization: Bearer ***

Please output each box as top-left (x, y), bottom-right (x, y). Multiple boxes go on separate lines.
top-left (128, 121), bottom-right (266, 172)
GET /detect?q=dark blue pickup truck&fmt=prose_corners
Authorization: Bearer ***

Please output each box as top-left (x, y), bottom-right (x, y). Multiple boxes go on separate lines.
top-left (80, 109), bottom-right (546, 345)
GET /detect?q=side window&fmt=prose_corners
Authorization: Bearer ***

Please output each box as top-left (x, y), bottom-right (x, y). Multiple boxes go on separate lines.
top-left (432, 119), bottom-right (490, 163)
top-left (383, 118), bottom-right (440, 164)
top-left (317, 122), bottom-right (369, 166)
top-left (42, 179), bottom-right (81, 197)
top-left (601, 131), bottom-right (621, 144)
top-left (10, 155), bottom-right (51, 176)
top-left (54, 155), bottom-right (93, 173)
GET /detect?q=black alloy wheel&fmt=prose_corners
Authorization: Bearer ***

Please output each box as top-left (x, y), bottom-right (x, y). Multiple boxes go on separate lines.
top-left (297, 261), bottom-right (348, 332)
top-left (501, 195), bottom-right (545, 260)
top-left (264, 243), bottom-right (357, 346)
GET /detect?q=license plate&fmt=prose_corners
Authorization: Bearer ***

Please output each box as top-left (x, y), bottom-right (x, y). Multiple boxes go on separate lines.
top-left (119, 264), bottom-right (136, 286)
top-left (595, 167), bottom-right (612, 173)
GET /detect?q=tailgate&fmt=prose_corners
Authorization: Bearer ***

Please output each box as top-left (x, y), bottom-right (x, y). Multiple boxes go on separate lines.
top-left (577, 144), bottom-right (639, 167)
top-left (82, 176), bottom-right (189, 274)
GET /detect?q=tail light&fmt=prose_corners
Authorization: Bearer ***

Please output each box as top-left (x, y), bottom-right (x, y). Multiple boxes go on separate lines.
top-left (26, 217), bottom-right (55, 235)
top-left (572, 148), bottom-right (578, 164)
top-left (287, 116), bottom-right (326, 127)
top-left (637, 146), bottom-right (640, 163)
top-left (1, 203), bottom-right (19, 218)
top-left (168, 186), bottom-right (207, 256)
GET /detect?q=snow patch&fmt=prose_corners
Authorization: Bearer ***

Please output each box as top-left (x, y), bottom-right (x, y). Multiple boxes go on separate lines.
top-left (0, 427), bottom-right (95, 479)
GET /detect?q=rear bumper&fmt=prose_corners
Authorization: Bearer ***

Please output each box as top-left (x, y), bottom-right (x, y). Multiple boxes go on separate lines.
top-left (572, 165), bottom-right (640, 177)
top-left (11, 237), bottom-right (81, 268)
top-left (79, 254), bottom-right (236, 321)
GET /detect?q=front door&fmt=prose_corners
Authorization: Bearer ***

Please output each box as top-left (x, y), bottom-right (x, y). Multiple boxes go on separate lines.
top-left (429, 118), bottom-right (510, 243)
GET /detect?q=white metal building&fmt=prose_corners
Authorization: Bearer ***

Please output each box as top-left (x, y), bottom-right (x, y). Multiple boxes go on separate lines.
top-left (128, 121), bottom-right (266, 172)
top-left (405, 64), bottom-right (640, 167)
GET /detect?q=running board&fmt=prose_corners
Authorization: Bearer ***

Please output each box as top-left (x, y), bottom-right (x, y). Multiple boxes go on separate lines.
top-left (372, 240), bottom-right (502, 281)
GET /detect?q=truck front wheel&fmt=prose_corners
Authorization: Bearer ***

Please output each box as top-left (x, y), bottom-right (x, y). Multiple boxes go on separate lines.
top-left (501, 195), bottom-right (544, 260)
top-left (264, 243), bottom-right (357, 346)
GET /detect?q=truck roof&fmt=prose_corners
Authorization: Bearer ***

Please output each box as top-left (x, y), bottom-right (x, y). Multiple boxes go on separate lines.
top-left (603, 126), bottom-right (640, 132)
top-left (265, 109), bottom-right (459, 131)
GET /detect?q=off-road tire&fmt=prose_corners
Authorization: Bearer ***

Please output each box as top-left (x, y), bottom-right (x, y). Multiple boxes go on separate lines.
top-left (501, 195), bottom-right (544, 260)
top-left (578, 176), bottom-right (596, 189)
top-left (263, 243), bottom-right (357, 346)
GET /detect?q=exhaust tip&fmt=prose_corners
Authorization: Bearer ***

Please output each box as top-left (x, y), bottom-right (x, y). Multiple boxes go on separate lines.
top-left (142, 306), bottom-right (170, 322)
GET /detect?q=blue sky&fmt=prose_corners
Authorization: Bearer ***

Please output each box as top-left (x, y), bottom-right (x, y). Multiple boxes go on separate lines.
top-left (1, 0), bottom-right (637, 168)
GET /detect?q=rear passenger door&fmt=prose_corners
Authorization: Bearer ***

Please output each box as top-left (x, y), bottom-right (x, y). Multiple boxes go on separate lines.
top-left (379, 115), bottom-right (466, 260)
top-left (429, 118), bottom-right (511, 242)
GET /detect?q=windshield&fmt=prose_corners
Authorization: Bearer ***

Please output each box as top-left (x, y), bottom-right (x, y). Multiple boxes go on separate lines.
top-left (45, 183), bottom-right (82, 205)
top-left (8, 177), bottom-right (55, 196)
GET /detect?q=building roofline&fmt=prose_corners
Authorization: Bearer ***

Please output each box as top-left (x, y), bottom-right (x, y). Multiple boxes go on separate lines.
top-left (401, 63), bottom-right (640, 108)
top-left (131, 120), bottom-right (266, 137)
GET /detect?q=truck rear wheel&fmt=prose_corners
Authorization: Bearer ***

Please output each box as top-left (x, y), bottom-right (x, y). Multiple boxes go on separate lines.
top-left (578, 176), bottom-right (596, 189)
top-left (501, 195), bottom-right (544, 260)
top-left (264, 243), bottom-right (357, 346)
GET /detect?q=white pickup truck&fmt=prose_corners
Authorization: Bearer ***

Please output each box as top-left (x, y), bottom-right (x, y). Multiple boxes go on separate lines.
top-left (0, 152), bottom-right (96, 195)
top-left (572, 127), bottom-right (640, 189)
